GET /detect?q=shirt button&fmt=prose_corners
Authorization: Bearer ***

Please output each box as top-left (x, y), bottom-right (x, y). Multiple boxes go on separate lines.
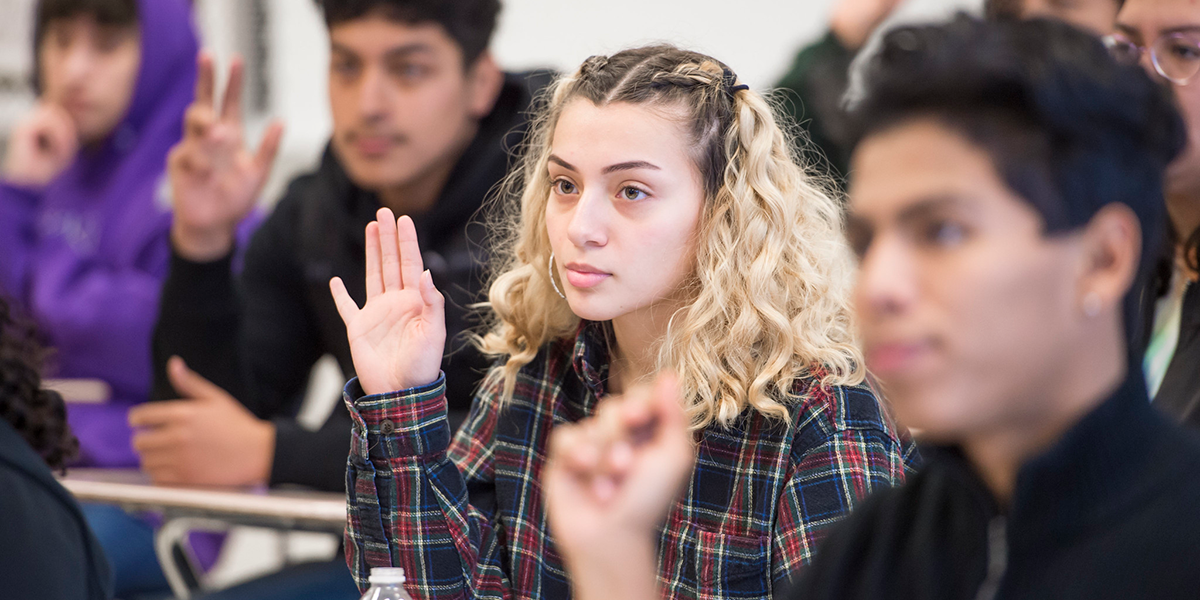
top-left (380, 420), bottom-right (396, 435)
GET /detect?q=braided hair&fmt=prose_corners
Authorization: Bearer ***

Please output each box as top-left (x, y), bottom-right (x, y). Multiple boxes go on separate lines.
top-left (0, 296), bottom-right (78, 471)
top-left (478, 44), bottom-right (863, 429)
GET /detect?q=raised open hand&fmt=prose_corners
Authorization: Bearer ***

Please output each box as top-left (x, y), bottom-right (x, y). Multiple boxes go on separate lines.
top-left (331, 208), bottom-right (446, 396)
top-left (168, 51), bottom-right (284, 261)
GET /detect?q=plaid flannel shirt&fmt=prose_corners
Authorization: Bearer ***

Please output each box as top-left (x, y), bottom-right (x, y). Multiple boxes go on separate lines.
top-left (345, 321), bottom-right (917, 600)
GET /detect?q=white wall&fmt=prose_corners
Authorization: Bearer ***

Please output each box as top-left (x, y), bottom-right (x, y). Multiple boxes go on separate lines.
top-left (242, 0), bottom-right (983, 202)
top-left (3, 0), bottom-right (981, 196)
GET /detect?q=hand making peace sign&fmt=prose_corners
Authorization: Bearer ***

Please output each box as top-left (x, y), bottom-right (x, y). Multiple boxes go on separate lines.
top-left (168, 51), bottom-right (284, 262)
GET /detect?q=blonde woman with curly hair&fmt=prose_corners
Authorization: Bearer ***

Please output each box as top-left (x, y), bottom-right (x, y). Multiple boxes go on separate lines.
top-left (332, 44), bottom-right (916, 600)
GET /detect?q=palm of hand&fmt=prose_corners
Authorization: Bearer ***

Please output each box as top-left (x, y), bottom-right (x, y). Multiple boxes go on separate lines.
top-left (345, 286), bottom-right (446, 394)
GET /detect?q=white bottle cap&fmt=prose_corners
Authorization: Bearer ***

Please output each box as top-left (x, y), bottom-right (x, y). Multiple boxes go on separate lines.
top-left (369, 567), bottom-right (407, 585)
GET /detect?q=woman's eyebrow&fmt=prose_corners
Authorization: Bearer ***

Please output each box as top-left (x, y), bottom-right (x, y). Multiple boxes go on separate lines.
top-left (603, 161), bottom-right (661, 175)
top-left (548, 154), bottom-right (577, 171)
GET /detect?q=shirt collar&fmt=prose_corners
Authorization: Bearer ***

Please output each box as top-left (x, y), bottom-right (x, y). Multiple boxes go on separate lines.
top-left (570, 320), bottom-right (612, 404)
top-left (927, 367), bottom-right (1164, 540)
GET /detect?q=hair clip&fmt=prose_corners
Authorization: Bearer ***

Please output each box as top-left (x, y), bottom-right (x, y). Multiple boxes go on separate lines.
top-left (721, 67), bottom-right (749, 101)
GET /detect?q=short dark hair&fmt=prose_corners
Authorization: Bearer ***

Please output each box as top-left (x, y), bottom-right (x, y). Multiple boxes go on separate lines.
top-left (850, 15), bottom-right (1185, 343)
top-left (983, 0), bottom-right (1126, 20)
top-left (35, 0), bottom-right (138, 39)
top-left (32, 0), bottom-right (139, 92)
top-left (315, 0), bottom-right (501, 66)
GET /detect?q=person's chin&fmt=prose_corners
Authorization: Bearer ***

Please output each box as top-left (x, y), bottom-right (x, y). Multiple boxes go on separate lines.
top-left (563, 295), bottom-right (621, 323)
top-left (887, 380), bottom-right (976, 442)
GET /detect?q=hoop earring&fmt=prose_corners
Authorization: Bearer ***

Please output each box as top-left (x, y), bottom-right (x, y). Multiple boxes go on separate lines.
top-left (548, 253), bottom-right (566, 299)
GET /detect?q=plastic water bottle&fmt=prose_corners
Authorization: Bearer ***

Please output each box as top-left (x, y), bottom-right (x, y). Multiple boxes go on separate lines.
top-left (359, 567), bottom-right (414, 600)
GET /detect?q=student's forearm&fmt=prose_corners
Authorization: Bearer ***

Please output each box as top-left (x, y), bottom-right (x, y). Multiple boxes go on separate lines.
top-left (562, 534), bottom-right (661, 600)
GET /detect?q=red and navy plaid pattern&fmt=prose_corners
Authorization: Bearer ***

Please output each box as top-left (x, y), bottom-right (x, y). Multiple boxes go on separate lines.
top-left (345, 322), bottom-right (918, 599)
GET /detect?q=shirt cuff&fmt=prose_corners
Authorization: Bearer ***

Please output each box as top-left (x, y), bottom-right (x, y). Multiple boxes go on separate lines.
top-left (344, 373), bottom-right (451, 461)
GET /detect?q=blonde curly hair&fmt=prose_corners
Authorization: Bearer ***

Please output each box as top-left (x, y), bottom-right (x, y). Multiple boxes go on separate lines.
top-left (476, 44), bottom-right (864, 430)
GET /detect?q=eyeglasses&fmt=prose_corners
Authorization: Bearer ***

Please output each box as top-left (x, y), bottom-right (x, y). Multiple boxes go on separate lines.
top-left (1103, 32), bottom-right (1200, 86)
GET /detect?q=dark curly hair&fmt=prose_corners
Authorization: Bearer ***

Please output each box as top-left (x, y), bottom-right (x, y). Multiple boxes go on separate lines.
top-left (0, 296), bottom-right (78, 471)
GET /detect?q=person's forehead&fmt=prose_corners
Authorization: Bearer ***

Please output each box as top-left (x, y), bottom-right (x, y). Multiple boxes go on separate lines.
top-left (1117, 0), bottom-right (1200, 38)
top-left (551, 101), bottom-right (693, 166)
top-left (329, 17), bottom-right (457, 55)
top-left (849, 120), bottom-right (1003, 219)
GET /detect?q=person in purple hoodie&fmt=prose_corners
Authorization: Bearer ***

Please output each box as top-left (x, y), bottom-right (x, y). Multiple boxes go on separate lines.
top-left (0, 0), bottom-right (206, 596)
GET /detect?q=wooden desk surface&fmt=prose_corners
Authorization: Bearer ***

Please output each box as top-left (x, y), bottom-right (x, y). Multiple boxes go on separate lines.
top-left (59, 469), bottom-right (346, 533)
top-left (44, 378), bottom-right (111, 404)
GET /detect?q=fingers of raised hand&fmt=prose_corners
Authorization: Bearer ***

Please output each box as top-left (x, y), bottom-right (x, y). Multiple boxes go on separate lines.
top-left (419, 270), bottom-right (444, 312)
top-left (376, 208), bottom-right (403, 292)
top-left (365, 220), bottom-right (384, 298)
top-left (220, 56), bottom-right (245, 124)
top-left (395, 214), bottom-right (425, 289)
top-left (194, 51), bottom-right (215, 110)
top-left (330, 276), bottom-right (360, 324)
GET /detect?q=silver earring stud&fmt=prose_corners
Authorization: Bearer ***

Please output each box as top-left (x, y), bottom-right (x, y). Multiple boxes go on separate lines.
top-left (548, 253), bottom-right (566, 299)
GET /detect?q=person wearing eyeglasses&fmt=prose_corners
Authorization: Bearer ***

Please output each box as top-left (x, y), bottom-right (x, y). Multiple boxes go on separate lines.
top-left (1109, 1), bottom-right (1200, 429)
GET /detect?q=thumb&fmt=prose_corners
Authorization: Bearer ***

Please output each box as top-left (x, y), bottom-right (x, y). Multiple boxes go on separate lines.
top-left (167, 356), bottom-right (229, 401)
top-left (419, 270), bottom-right (445, 315)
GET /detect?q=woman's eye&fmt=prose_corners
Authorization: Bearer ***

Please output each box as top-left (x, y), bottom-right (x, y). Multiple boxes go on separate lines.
top-left (620, 186), bottom-right (648, 201)
top-left (553, 179), bottom-right (577, 195)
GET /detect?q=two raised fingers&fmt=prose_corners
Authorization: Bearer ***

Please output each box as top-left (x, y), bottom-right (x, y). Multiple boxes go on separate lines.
top-left (194, 51), bottom-right (245, 124)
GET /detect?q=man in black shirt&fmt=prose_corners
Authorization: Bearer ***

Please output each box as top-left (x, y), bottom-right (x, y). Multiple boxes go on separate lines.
top-left (131, 0), bottom-right (540, 492)
top-left (540, 16), bottom-right (1200, 600)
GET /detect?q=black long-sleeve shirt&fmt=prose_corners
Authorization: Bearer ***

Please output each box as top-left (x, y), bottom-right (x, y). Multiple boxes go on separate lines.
top-left (789, 369), bottom-right (1200, 600)
top-left (151, 72), bottom-right (550, 491)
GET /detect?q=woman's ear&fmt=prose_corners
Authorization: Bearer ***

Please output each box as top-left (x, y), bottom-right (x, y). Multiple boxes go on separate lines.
top-left (1077, 203), bottom-right (1142, 315)
top-left (466, 51), bottom-right (504, 120)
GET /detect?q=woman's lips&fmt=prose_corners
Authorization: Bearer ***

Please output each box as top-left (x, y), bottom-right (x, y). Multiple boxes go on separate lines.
top-left (564, 264), bottom-right (611, 289)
